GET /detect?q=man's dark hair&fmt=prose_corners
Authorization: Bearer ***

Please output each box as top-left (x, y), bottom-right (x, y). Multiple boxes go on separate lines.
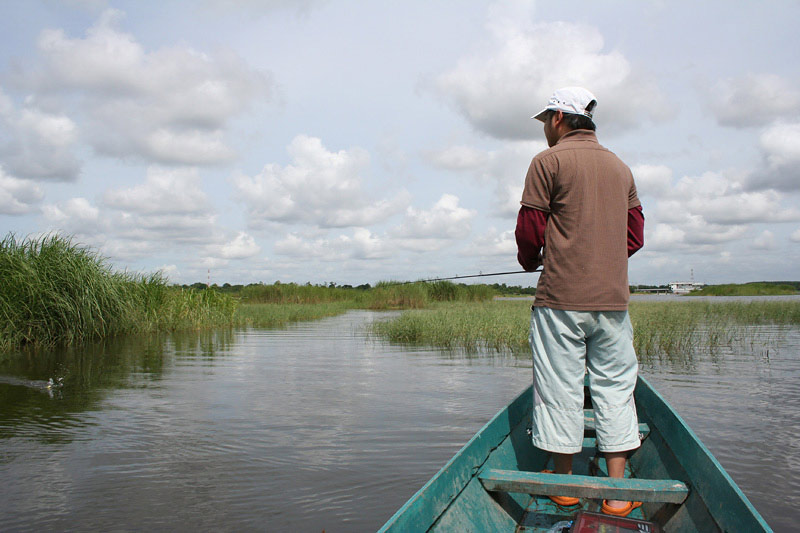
top-left (543, 109), bottom-right (597, 131)
top-left (564, 113), bottom-right (596, 131)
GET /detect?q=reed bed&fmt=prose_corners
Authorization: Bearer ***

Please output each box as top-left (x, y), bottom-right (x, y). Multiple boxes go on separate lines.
top-left (233, 302), bottom-right (357, 328)
top-left (372, 301), bottom-right (531, 353)
top-left (0, 234), bottom-right (236, 353)
top-left (629, 300), bottom-right (800, 360)
top-left (371, 299), bottom-right (800, 358)
top-left (1, 233), bottom-right (503, 353)
top-left (239, 282), bottom-right (360, 304)
top-left (238, 280), bottom-right (497, 310)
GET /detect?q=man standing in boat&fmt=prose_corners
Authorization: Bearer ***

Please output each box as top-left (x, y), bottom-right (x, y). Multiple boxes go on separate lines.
top-left (515, 87), bottom-right (645, 517)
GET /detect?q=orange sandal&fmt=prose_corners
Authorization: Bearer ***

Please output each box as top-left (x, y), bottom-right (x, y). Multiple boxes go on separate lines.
top-left (541, 470), bottom-right (580, 506)
top-left (601, 500), bottom-right (642, 517)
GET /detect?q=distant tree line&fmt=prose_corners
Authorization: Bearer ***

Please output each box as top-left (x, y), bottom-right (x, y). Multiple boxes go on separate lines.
top-left (181, 281), bottom-right (375, 293)
top-left (630, 284), bottom-right (670, 293)
top-left (181, 281), bottom-right (537, 296)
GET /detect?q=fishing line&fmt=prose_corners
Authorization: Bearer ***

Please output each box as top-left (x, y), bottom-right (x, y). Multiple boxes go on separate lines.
top-left (396, 268), bottom-right (541, 285)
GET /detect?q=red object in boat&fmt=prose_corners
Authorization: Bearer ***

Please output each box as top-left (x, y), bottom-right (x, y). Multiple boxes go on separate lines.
top-left (570, 510), bottom-right (662, 533)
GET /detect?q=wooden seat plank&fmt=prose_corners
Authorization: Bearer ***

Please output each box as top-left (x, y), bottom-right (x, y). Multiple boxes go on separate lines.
top-left (478, 469), bottom-right (689, 504)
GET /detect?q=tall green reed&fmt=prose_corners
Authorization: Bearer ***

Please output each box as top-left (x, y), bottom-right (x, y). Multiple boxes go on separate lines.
top-left (0, 234), bottom-right (236, 352)
top-left (372, 299), bottom-right (800, 358)
top-left (239, 282), bottom-right (360, 304)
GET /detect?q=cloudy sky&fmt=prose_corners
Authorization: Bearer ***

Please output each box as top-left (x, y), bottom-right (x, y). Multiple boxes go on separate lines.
top-left (1, 0), bottom-right (799, 286)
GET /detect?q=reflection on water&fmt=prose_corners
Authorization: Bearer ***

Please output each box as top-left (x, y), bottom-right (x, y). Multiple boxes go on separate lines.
top-left (1, 311), bottom-right (797, 531)
top-left (640, 325), bottom-right (800, 533)
top-left (0, 313), bottom-right (532, 531)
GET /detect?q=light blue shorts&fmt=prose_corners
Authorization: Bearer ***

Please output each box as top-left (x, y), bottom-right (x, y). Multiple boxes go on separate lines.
top-left (529, 306), bottom-right (641, 454)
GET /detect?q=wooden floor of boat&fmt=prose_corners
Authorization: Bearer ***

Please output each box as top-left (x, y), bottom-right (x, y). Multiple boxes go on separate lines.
top-left (516, 408), bottom-right (647, 531)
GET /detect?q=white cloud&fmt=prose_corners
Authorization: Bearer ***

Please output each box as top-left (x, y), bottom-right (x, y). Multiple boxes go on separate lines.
top-left (42, 197), bottom-right (101, 233)
top-left (16, 108), bottom-right (77, 147)
top-left (394, 194), bottom-right (475, 239)
top-left (0, 90), bottom-right (81, 181)
top-left (426, 140), bottom-right (544, 217)
top-left (390, 194), bottom-right (476, 252)
top-left (209, 231), bottom-right (261, 260)
top-left (0, 169), bottom-right (44, 214)
top-left (111, 212), bottom-right (220, 244)
top-left (674, 172), bottom-right (800, 225)
top-left (100, 167), bottom-right (222, 252)
top-left (103, 166), bottom-right (210, 215)
top-left (145, 129), bottom-right (234, 166)
top-left (753, 230), bottom-right (776, 250)
top-left (642, 169), bottom-right (798, 252)
top-left (709, 74), bottom-right (800, 128)
top-left (436, 10), bottom-right (669, 139)
top-left (496, 182), bottom-right (524, 219)
top-left (273, 233), bottom-right (323, 259)
top-left (461, 228), bottom-right (516, 257)
top-left (632, 164), bottom-right (673, 198)
top-left (745, 121), bottom-right (800, 191)
top-left (681, 218), bottom-right (748, 246)
top-left (644, 223), bottom-right (686, 251)
top-left (480, 141), bottom-right (544, 217)
top-left (426, 145), bottom-right (489, 171)
top-left (14, 9), bottom-right (270, 166)
top-left (232, 135), bottom-right (409, 228)
top-left (346, 228), bottom-right (390, 260)
top-left (274, 228), bottom-right (389, 261)
top-left (199, 0), bottom-right (325, 16)
top-left (791, 228), bottom-right (800, 243)
top-left (0, 89), bottom-right (11, 115)
top-left (152, 264), bottom-right (179, 282)
top-left (761, 122), bottom-right (800, 168)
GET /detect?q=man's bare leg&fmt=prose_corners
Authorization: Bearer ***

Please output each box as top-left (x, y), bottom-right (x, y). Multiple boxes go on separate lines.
top-left (605, 451), bottom-right (628, 508)
top-left (553, 452), bottom-right (573, 474)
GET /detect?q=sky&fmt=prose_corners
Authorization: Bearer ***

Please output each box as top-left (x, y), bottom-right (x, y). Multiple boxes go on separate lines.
top-left (1, 0), bottom-right (799, 287)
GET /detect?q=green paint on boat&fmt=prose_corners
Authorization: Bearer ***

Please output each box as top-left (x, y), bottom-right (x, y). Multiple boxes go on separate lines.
top-left (379, 376), bottom-right (772, 532)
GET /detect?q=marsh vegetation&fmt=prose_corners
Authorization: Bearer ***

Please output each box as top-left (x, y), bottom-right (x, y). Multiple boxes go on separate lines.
top-left (689, 282), bottom-right (798, 296)
top-left (5, 233), bottom-right (798, 362)
top-left (0, 233), bottom-right (496, 353)
top-left (371, 300), bottom-right (800, 358)
top-left (0, 234), bottom-right (235, 353)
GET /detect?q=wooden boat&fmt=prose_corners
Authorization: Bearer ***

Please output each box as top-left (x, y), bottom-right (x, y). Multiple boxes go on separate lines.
top-left (379, 375), bottom-right (772, 532)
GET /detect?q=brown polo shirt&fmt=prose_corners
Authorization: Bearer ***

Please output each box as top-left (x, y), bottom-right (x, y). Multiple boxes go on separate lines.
top-left (521, 129), bottom-right (640, 311)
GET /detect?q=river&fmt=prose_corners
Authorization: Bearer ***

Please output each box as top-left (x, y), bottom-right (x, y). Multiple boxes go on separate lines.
top-left (1, 308), bottom-right (797, 531)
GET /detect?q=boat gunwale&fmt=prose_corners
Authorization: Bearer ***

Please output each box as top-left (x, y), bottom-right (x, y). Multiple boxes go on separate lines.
top-left (635, 375), bottom-right (772, 532)
top-left (377, 385), bottom-right (531, 532)
top-left (379, 376), bottom-right (773, 532)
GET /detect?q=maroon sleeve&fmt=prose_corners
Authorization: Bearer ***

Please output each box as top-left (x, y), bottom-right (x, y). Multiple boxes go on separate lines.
top-left (515, 206), bottom-right (548, 271)
top-left (628, 205), bottom-right (644, 257)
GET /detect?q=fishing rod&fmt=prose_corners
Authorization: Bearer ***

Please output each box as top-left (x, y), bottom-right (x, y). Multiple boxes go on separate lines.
top-left (397, 268), bottom-right (541, 285)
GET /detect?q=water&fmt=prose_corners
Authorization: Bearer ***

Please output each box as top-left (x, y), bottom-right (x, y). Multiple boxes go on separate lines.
top-left (639, 325), bottom-right (800, 533)
top-left (1, 310), bottom-right (798, 532)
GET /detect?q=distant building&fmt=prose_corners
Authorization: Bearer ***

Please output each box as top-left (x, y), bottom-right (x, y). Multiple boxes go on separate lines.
top-left (669, 281), bottom-right (705, 295)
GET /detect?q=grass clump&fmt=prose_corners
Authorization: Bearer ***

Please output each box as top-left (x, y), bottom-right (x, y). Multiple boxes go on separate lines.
top-left (629, 300), bottom-right (800, 358)
top-left (367, 281), bottom-right (496, 309)
top-left (239, 282), bottom-right (360, 304)
top-left (0, 234), bottom-right (236, 352)
top-left (237, 280), bottom-right (497, 310)
top-left (372, 301), bottom-right (531, 353)
top-left (233, 302), bottom-right (357, 328)
top-left (372, 299), bottom-right (800, 357)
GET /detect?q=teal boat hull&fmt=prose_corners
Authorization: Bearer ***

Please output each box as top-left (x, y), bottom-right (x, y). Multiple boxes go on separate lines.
top-left (379, 376), bottom-right (771, 532)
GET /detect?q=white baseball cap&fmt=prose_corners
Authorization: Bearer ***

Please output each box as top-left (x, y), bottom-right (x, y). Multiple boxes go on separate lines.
top-left (532, 87), bottom-right (597, 122)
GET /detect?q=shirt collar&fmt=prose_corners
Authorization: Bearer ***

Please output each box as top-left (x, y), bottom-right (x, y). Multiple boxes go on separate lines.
top-left (556, 129), bottom-right (598, 145)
